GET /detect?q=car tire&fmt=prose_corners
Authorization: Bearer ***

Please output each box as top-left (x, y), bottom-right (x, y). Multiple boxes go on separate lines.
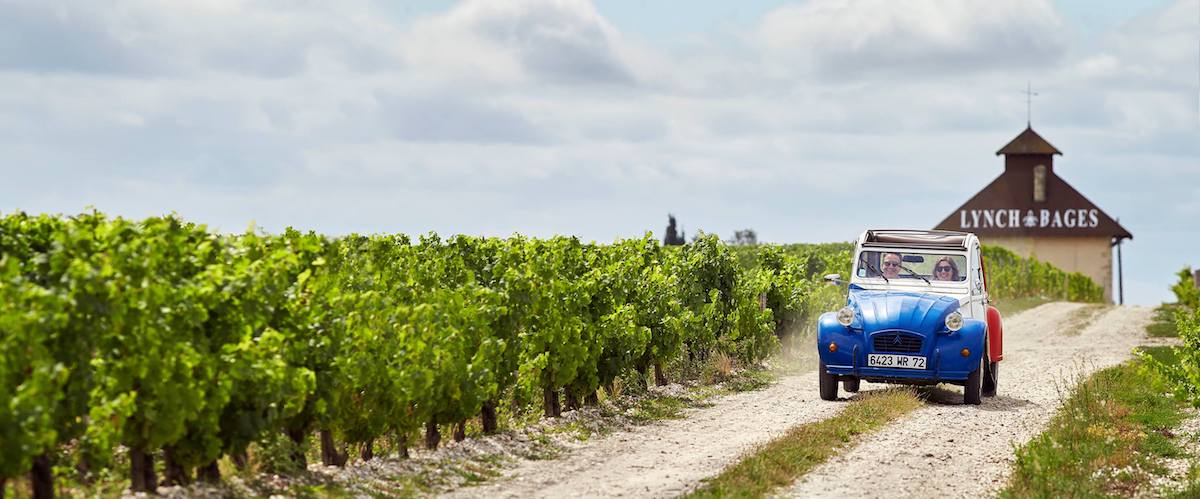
top-left (819, 361), bottom-right (838, 401)
top-left (964, 355), bottom-right (983, 405)
top-left (843, 378), bottom-right (860, 393)
top-left (982, 360), bottom-right (998, 397)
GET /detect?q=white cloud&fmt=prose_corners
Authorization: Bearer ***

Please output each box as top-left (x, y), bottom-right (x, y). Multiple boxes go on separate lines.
top-left (755, 0), bottom-right (1067, 79)
top-left (1072, 54), bottom-right (1122, 80)
top-left (1045, 0), bottom-right (1199, 133)
top-left (0, 0), bottom-right (404, 76)
top-left (400, 0), bottom-right (635, 87)
top-left (1113, 0), bottom-right (1199, 74)
top-left (373, 90), bottom-right (556, 144)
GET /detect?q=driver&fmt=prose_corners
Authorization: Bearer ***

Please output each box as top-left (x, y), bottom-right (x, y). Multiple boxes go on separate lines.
top-left (881, 252), bottom-right (902, 280)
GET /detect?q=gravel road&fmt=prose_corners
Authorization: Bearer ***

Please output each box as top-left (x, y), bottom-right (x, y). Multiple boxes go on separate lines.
top-left (442, 302), bottom-right (1151, 499)
top-left (443, 370), bottom-right (845, 498)
top-left (786, 302), bottom-right (1150, 498)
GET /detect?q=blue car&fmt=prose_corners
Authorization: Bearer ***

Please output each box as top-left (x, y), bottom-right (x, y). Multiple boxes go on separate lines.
top-left (817, 229), bottom-right (1003, 405)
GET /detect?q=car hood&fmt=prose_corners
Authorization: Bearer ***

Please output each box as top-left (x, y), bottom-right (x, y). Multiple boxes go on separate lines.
top-left (847, 289), bottom-right (961, 333)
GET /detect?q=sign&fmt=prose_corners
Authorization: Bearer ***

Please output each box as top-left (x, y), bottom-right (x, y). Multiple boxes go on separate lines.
top-left (957, 208), bottom-right (1100, 230)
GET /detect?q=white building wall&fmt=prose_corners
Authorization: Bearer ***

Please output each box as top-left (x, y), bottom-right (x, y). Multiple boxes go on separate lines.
top-left (983, 236), bottom-right (1114, 303)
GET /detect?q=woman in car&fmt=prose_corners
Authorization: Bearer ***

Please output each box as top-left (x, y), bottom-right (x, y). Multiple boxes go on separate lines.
top-left (932, 256), bottom-right (960, 281)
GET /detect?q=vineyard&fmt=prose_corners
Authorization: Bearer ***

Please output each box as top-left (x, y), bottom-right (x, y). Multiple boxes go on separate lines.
top-left (1144, 268), bottom-right (1200, 408)
top-left (0, 212), bottom-right (1103, 496)
top-left (980, 246), bottom-right (1105, 303)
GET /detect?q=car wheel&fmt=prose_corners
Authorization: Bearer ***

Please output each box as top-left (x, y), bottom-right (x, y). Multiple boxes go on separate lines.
top-left (982, 360), bottom-right (998, 397)
top-left (843, 378), bottom-right (860, 393)
top-left (819, 361), bottom-right (838, 401)
top-left (964, 355), bottom-right (983, 405)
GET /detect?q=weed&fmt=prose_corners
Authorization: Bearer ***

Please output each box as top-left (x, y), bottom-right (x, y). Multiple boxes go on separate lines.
top-left (546, 419), bottom-right (611, 442)
top-left (629, 396), bottom-right (688, 423)
top-left (704, 352), bottom-right (734, 384)
top-left (292, 482), bottom-right (360, 498)
top-left (1061, 303), bottom-right (1110, 336)
top-left (252, 431), bottom-right (309, 476)
top-left (1148, 304), bottom-right (1181, 338)
top-left (449, 461), bottom-right (497, 484)
top-left (521, 433), bottom-right (561, 461)
top-left (723, 368), bottom-right (774, 393)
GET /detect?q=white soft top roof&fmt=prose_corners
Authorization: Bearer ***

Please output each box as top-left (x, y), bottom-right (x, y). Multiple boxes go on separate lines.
top-left (860, 229), bottom-right (972, 251)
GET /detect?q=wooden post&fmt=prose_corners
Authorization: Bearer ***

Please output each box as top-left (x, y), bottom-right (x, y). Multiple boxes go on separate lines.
top-left (1117, 238), bottom-right (1124, 305)
top-left (1193, 269), bottom-right (1199, 289)
top-left (480, 399), bottom-right (498, 434)
top-left (31, 453), bottom-right (53, 499)
top-left (424, 419), bottom-right (440, 450)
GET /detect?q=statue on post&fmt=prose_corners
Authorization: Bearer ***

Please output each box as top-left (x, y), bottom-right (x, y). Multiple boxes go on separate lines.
top-left (664, 215), bottom-right (685, 246)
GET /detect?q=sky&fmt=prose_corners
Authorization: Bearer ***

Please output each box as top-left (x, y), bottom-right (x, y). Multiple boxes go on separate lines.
top-left (0, 0), bottom-right (1196, 305)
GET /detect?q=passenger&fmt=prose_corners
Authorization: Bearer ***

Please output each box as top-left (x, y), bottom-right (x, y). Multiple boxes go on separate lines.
top-left (881, 252), bottom-right (902, 279)
top-left (932, 257), bottom-right (960, 281)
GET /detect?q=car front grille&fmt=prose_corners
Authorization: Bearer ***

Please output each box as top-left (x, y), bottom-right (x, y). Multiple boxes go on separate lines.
top-left (872, 331), bottom-right (924, 354)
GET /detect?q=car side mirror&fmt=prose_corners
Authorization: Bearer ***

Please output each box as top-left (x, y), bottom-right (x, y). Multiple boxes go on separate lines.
top-left (824, 273), bottom-right (843, 286)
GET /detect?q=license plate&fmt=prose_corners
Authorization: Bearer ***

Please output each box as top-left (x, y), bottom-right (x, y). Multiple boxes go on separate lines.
top-left (868, 354), bottom-right (927, 370)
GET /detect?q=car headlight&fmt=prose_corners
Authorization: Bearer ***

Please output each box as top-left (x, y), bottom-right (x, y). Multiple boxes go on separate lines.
top-left (945, 311), bottom-right (963, 332)
top-left (837, 306), bottom-right (855, 327)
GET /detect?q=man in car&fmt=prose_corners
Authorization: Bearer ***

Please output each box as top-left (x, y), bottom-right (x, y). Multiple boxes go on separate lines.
top-left (881, 252), bottom-right (903, 280)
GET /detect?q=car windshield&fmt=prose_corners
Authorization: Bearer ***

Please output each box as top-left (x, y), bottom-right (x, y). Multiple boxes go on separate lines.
top-left (856, 250), bottom-right (967, 283)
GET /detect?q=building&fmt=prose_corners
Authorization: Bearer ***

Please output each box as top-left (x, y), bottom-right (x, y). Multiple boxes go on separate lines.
top-left (933, 126), bottom-right (1132, 303)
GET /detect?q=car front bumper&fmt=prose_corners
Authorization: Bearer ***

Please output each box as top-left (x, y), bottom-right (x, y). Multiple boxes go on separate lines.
top-left (817, 313), bottom-right (986, 384)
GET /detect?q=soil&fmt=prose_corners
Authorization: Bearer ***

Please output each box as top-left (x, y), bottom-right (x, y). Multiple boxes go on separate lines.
top-left (442, 302), bottom-right (1153, 498)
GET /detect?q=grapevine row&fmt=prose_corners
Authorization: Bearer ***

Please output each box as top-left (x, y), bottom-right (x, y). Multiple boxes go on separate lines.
top-left (0, 212), bottom-right (834, 495)
top-left (0, 212), bottom-right (1102, 495)
top-left (980, 246), bottom-right (1106, 302)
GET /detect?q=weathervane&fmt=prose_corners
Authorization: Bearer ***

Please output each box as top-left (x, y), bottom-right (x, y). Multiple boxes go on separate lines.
top-left (1022, 82), bottom-right (1038, 126)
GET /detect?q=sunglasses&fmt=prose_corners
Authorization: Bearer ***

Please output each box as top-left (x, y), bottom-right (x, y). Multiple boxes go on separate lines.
top-left (935, 266), bottom-right (953, 272)
top-left (883, 262), bottom-right (901, 267)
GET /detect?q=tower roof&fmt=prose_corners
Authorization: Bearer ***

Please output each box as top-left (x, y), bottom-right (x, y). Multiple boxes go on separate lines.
top-left (996, 126), bottom-right (1062, 156)
top-left (933, 169), bottom-right (1131, 240)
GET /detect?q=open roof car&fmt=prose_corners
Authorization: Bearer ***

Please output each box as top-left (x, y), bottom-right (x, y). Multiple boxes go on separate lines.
top-left (817, 229), bottom-right (1003, 405)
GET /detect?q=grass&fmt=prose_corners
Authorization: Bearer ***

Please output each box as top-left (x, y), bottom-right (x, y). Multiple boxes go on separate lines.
top-left (628, 395), bottom-right (690, 423)
top-left (447, 459), bottom-right (500, 485)
top-left (290, 482), bottom-right (364, 498)
top-left (992, 296), bottom-right (1054, 318)
top-left (684, 388), bottom-right (922, 499)
top-left (1061, 303), bottom-right (1111, 336)
top-left (1148, 304), bottom-right (1181, 338)
top-left (722, 368), bottom-right (774, 392)
top-left (1000, 347), bottom-right (1200, 498)
top-left (621, 367), bottom-right (774, 425)
top-left (545, 418), bottom-right (609, 442)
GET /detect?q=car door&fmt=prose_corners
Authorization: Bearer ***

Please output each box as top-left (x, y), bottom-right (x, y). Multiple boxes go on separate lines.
top-left (967, 242), bottom-right (986, 319)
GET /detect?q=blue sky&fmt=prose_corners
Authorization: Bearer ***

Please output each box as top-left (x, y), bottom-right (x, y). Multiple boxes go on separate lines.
top-left (386, 1), bottom-right (1174, 39)
top-left (0, 0), bottom-right (1196, 305)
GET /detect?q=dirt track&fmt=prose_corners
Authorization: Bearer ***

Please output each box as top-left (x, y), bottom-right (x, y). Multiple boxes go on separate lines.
top-left (442, 303), bottom-right (1151, 498)
top-left (442, 371), bottom-right (842, 498)
top-left (787, 302), bottom-right (1148, 497)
